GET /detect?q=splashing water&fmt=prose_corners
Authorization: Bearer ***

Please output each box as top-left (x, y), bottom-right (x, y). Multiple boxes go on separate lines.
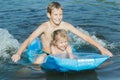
top-left (0, 27), bottom-right (117, 63)
top-left (0, 28), bottom-right (20, 62)
top-left (68, 27), bottom-right (107, 51)
top-left (68, 27), bottom-right (120, 55)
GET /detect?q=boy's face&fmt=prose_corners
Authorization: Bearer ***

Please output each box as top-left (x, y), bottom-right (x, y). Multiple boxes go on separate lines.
top-left (56, 37), bottom-right (68, 51)
top-left (48, 8), bottom-right (63, 25)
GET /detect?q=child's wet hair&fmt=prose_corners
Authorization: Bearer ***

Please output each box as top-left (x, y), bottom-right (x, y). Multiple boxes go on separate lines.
top-left (52, 29), bottom-right (69, 45)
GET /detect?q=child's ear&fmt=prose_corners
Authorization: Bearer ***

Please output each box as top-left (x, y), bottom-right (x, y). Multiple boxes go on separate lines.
top-left (47, 13), bottom-right (50, 18)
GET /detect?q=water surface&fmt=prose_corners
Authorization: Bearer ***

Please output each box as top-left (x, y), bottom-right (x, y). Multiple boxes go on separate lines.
top-left (0, 0), bottom-right (120, 80)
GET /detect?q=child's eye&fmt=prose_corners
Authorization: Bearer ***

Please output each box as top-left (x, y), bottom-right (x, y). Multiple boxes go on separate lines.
top-left (54, 14), bottom-right (57, 16)
top-left (65, 41), bottom-right (67, 43)
top-left (60, 14), bottom-right (62, 16)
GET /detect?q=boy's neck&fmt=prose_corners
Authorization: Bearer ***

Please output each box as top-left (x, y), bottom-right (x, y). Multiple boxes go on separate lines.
top-left (49, 21), bottom-right (61, 28)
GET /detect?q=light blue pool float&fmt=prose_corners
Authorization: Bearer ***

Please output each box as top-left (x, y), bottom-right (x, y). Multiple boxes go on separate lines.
top-left (26, 38), bottom-right (110, 72)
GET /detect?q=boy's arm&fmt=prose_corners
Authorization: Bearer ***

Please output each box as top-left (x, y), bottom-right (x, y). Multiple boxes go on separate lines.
top-left (66, 23), bottom-right (113, 57)
top-left (11, 24), bottom-right (45, 62)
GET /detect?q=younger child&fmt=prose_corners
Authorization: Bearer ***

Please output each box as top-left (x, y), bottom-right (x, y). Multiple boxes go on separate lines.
top-left (50, 29), bottom-right (75, 59)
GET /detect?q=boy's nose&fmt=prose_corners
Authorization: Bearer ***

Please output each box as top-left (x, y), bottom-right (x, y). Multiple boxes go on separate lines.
top-left (57, 15), bottom-right (61, 18)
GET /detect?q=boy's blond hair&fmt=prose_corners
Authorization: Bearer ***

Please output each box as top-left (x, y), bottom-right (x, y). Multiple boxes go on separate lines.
top-left (47, 2), bottom-right (63, 14)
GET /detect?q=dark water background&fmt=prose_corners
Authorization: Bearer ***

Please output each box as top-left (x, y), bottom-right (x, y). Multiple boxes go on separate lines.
top-left (0, 0), bottom-right (120, 80)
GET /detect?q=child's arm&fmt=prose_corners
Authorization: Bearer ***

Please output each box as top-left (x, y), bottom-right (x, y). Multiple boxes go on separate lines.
top-left (66, 45), bottom-right (75, 59)
top-left (50, 45), bottom-right (56, 55)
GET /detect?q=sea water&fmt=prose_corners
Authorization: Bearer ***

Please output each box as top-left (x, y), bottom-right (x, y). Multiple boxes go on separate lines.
top-left (0, 0), bottom-right (120, 80)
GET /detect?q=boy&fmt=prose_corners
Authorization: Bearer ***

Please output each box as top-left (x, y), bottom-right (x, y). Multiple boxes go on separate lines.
top-left (12, 2), bottom-right (113, 64)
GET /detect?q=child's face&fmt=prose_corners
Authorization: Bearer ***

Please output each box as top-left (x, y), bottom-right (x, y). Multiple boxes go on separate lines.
top-left (55, 37), bottom-right (68, 51)
top-left (48, 8), bottom-right (63, 25)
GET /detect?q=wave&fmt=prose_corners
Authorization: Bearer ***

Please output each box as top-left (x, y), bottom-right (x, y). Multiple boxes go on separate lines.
top-left (0, 27), bottom-right (119, 62)
top-left (0, 28), bottom-right (20, 62)
top-left (69, 27), bottom-right (120, 55)
top-left (69, 27), bottom-right (107, 49)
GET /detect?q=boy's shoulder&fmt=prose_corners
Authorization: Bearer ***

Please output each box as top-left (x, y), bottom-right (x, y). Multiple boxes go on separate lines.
top-left (62, 21), bottom-right (73, 27)
top-left (62, 21), bottom-right (69, 25)
top-left (38, 21), bottom-right (49, 29)
top-left (61, 21), bottom-right (73, 30)
top-left (40, 21), bottom-right (49, 26)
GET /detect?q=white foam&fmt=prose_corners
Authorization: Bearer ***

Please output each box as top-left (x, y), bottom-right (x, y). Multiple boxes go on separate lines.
top-left (68, 27), bottom-right (107, 48)
top-left (0, 28), bottom-right (20, 60)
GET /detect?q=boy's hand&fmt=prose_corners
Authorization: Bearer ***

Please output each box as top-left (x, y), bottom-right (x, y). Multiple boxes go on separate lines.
top-left (11, 54), bottom-right (21, 62)
top-left (100, 48), bottom-right (113, 57)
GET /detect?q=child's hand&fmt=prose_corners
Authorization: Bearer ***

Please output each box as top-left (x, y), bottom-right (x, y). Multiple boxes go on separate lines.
top-left (11, 54), bottom-right (21, 62)
top-left (100, 48), bottom-right (113, 57)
